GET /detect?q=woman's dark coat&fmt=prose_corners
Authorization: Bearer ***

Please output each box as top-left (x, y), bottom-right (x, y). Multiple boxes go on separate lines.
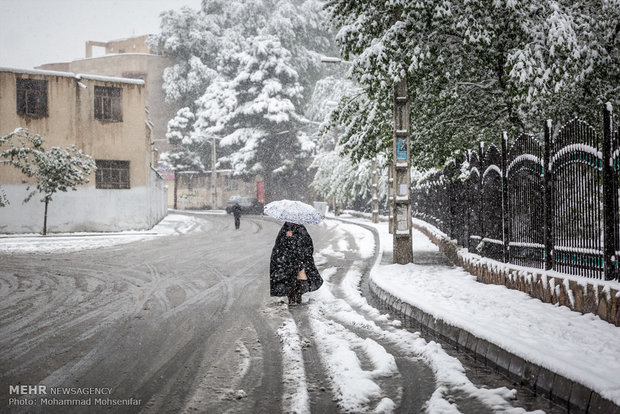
top-left (270, 222), bottom-right (323, 297)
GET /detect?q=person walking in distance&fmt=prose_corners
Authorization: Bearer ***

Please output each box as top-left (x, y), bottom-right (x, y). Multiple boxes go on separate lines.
top-left (232, 203), bottom-right (242, 230)
top-left (269, 222), bottom-right (323, 306)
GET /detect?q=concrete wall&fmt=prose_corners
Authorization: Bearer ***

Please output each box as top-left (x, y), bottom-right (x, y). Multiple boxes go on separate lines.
top-left (0, 184), bottom-right (166, 233)
top-left (169, 171), bottom-right (262, 210)
top-left (148, 167), bottom-right (168, 227)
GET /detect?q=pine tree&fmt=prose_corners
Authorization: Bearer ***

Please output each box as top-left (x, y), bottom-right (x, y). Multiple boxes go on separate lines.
top-left (149, 0), bottom-right (337, 200)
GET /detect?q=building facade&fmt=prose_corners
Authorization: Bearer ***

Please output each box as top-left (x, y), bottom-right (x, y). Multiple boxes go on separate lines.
top-left (36, 35), bottom-right (176, 155)
top-left (0, 67), bottom-right (167, 233)
top-left (34, 35), bottom-right (266, 211)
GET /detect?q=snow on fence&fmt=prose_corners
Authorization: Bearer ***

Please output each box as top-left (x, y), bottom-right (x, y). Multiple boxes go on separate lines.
top-left (411, 104), bottom-right (620, 281)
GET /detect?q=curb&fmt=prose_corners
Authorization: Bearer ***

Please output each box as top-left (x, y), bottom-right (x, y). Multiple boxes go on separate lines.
top-left (334, 214), bottom-right (620, 414)
top-left (367, 258), bottom-right (620, 414)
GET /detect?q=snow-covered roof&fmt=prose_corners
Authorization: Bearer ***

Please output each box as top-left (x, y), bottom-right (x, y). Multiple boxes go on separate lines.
top-left (71, 53), bottom-right (164, 62)
top-left (75, 73), bottom-right (144, 85)
top-left (0, 67), bottom-right (145, 85)
top-left (0, 67), bottom-right (75, 78)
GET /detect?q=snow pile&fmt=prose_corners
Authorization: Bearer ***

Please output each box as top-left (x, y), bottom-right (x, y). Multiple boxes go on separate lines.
top-left (367, 220), bottom-right (620, 406)
top-left (0, 214), bottom-right (205, 253)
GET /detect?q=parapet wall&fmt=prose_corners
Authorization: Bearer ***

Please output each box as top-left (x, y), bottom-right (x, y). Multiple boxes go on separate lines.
top-left (411, 219), bottom-right (620, 328)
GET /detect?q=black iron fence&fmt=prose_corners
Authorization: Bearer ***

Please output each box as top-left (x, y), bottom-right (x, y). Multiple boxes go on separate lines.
top-left (411, 104), bottom-right (620, 281)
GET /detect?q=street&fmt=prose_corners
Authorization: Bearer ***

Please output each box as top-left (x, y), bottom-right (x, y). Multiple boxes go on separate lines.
top-left (1, 213), bottom-right (560, 413)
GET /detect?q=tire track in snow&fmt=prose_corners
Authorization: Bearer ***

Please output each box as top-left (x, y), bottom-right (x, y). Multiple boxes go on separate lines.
top-left (321, 220), bottom-right (544, 414)
top-left (277, 318), bottom-right (311, 414)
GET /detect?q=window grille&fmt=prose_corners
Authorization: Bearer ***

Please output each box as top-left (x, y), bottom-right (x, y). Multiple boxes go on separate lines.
top-left (94, 86), bottom-right (122, 121)
top-left (16, 79), bottom-right (48, 117)
top-left (95, 160), bottom-right (130, 189)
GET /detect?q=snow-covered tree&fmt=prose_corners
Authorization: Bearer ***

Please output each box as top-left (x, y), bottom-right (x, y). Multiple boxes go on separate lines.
top-left (311, 146), bottom-right (389, 208)
top-left (324, 0), bottom-right (620, 169)
top-left (149, 0), bottom-right (338, 201)
top-left (0, 129), bottom-right (44, 207)
top-left (309, 75), bottom-right (390, 207)
top-left (0, 129), bottom-right (95, 235)
top-left (149, 0), bottom-right (334, 108)
top-left (194, 35), bottom-right (312, 199)
top-left (166, 107), bottom-right (196, 145)
top-left (0, 189), bottom-right (7, 207)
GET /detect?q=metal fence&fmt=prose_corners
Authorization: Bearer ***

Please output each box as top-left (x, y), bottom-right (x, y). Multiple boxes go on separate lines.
top-left (411, 104), bottom-right (620, 281)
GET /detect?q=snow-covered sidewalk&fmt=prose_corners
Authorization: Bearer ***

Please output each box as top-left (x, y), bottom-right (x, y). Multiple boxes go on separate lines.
top-left (0, 213), bottom-right (207, 253)
top-left (359, 218), bottom-right (620, 408)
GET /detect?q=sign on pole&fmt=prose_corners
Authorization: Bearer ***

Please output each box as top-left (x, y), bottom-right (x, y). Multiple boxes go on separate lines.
top-left (392, 78), bottom-right (413, 263)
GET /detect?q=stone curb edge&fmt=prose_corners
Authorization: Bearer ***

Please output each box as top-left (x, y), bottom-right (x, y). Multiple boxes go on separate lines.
top-left (334, 213), bottom-right (620, 413)
top-left (366, 255), bottom-right (620, 414)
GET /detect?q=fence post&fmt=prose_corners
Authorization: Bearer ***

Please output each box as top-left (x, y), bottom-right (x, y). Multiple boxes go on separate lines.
top-left (603, 103), bottom-right (616, 280)
top-left (543, 120), bottom-right (554, 271)
top-left (388, 163), bottom-right (394, 234)
top-left (501, 132), bottom-right (510, 263)
top-left (478, 142), bottom-right (485, 247)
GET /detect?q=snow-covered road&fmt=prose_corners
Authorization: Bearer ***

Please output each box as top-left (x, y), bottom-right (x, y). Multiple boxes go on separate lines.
top-left (1, 213), bottom-right (558, 413)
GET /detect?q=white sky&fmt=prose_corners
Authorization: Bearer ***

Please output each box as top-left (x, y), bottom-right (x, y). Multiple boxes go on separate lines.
top-left (0, 0), bottom-right (203, 69)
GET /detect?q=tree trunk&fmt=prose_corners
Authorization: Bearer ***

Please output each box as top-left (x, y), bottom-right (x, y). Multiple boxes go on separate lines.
top-left (174, 171), bottom-right (179, 210)
top-left (43, 199), bottom-right (49, 235)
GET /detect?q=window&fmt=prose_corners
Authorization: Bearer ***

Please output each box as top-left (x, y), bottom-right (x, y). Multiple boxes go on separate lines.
top-left (95, 160), bottom-right (130, 189)
top-left (94, 86), bottom-right (122, 121)
top-left (16, 79), bottom-right (48, 117)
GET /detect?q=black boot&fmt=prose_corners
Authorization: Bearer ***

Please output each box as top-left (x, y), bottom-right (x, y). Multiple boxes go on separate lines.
top-left (295, 280), bottom-right (305, 304)
top-left (288, 283), bottom-right (297, 306)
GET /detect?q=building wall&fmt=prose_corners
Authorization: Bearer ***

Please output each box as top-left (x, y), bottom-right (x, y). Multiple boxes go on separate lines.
top-left (84, 36), bottom-right (151, 58)
top-left (105, 35), bottom-right (150, 54)
top-left (0, 68), bottom-right (167, 233)
top-left (169, 171), bottom-right (262, 210)
top-left (37, 36), bottom-right (182, 208)
top-left (37, 53), bottom-right (176, 147)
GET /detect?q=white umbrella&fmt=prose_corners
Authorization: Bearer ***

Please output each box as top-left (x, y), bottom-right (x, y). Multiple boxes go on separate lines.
top-left (264, 199), bottom-right (324, 225)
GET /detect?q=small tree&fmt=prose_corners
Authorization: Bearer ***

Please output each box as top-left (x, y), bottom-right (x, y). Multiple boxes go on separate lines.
top-left (1, 129), bottom-right (96, 235)
top-left (0, 188), bottom-right (8, 208)
top-left (1, 128), bottom-right (45, 209)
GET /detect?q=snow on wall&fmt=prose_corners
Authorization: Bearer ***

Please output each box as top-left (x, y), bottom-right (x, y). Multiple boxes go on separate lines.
top-left (411, 218), bottom-right (620, 328)
top-left (0, 182), bottom-right (167, 234)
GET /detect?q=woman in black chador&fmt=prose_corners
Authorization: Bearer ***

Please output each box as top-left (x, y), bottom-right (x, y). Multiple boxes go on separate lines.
top-left (270, 222), bottom-right (323, 305)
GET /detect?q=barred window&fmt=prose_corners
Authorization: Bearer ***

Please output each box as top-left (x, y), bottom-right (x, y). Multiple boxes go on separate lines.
top-left (16, 79), bottom-right (48, 117)
top-left (95, 160), bottom-right (130, 189)
top-left (94, 86), bottom-right (122, 121)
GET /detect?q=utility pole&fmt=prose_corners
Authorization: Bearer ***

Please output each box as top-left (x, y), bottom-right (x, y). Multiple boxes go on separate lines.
top-left (392, 77), bottom-right (413, 263)
top-left (371, 157), bottom-right (379, 223)
top-left (211, 137), bottom-right (217, 208)
top-left (388, 164), bottom-right (393, 233)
